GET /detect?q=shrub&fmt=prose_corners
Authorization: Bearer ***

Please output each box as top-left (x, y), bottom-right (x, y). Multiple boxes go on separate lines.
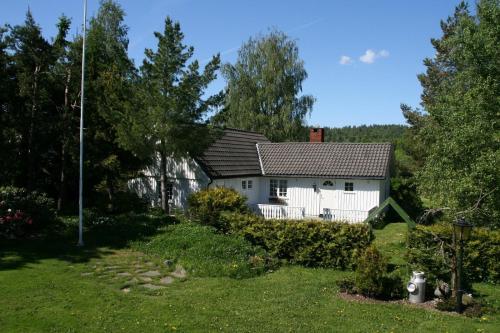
top-left (221, 212), bottom-right (373, 269)
top-left (188, 187), bottom-right (248, 231)
top-left (407, 223), bottom-right (500, 284)
top-left (353, 246), bottom-right (404, 299)
top-left (0, 186), bottom-right (56, 238)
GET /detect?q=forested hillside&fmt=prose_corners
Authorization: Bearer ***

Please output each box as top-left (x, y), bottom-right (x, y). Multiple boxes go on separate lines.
top-left (320, 125), bottom-right (406, 143)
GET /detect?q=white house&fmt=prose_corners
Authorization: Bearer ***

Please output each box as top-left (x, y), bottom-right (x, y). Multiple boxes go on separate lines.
top-left (129, 128), bottom-right (393, 223)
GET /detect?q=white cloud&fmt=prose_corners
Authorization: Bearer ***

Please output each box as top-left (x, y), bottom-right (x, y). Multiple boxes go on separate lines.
top-left (359, 49), bottom-right (389, 64)
top-left (379, 49), bottom-right (390, 57)
top-left (339, 55), bottom-right (353, 65)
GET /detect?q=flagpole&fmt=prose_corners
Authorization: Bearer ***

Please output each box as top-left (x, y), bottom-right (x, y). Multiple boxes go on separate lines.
top-left (78, 0), bottom-right (87, 247)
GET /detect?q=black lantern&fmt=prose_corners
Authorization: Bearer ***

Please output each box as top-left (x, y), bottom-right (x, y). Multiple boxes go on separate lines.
top-left (453, 217), bottom-right (473, 242)
top-left (453, 217), bottom-right (473, 313)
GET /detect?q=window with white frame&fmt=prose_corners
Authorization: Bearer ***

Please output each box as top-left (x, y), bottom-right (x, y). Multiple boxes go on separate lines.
top-left (270, 179), bottom-right (287, 197)
top-left (241, 179), bottom-right (253, 191)
top-left (344, 182), bottom-right (354, 192)
top-left (166, 183), bottom-right (173, 200)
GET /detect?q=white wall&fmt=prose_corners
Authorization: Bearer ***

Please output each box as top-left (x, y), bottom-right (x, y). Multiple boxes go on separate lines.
top-left (211, 177), bottom-right (261, 205)
top-left (129, 156), bottom-right (210, 209)
top-left (257, 177), bottom-right (383, 219)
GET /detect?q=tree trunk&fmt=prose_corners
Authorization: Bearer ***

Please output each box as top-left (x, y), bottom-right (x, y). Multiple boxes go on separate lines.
top-left (106, 179), bottom-right (114, 213)
top-left (27, 65), bottom-right (41, 190)
top-left (159, 152), bottom-right (169, 214)
top-left (57, 70), bottom-right (71, 212)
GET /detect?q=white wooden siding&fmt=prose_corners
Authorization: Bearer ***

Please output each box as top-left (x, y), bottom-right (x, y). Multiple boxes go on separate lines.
top-left (211, 177), bottom-right (260, 205)
top-left (129, 156), bottom-right (209, 210)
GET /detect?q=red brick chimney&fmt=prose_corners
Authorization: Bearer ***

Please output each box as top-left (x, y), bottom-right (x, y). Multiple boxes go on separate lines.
top-left (309, 128), bottom-right (324, 143)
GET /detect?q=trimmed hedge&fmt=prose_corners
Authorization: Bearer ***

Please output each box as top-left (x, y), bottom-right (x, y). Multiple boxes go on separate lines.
top-left (407, 224), bottom-right (500, 284)
top-left (220, 212), bottom-right (373, 269)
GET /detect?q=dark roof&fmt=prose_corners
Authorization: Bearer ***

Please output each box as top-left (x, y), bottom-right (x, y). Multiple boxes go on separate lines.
top-left (257, 142), bottom-right (392, 179)
top-left (196, 128), bottom-right (270, 178)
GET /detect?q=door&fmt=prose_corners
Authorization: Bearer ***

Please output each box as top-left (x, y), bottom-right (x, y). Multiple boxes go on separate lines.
top-left (319, 180), bottom-right (337, 219)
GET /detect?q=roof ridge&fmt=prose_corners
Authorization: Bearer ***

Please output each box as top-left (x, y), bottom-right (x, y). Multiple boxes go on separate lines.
top-left (223, 127), bottom-right (266, 136)
top-left (257, 142), bottom-right (393, 145)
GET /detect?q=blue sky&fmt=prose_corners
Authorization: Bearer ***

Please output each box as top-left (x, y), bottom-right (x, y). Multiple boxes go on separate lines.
top-left (1, 0), bottom-right (462, 127)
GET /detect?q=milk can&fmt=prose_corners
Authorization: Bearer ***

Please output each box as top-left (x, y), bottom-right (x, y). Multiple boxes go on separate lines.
top-left (407, 271), bottom-right (426, 303)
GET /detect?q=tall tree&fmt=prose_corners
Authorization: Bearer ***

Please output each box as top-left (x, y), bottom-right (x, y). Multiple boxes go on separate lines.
top-left (409, 0), bottom-right (500, 226)
top-left (83, 0), bottom-right (144, 211)
top-left (118, 17), bottom-right (221, 213)
top-left (218, 30), bottom-right (314, 142)
top-left (7, 11), bottom-right (56, 191)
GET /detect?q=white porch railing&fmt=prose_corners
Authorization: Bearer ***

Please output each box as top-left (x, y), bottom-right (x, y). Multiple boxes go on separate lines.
top-left (322, 209), bottom-right (369, 223)
top-left (253, 204), bottom-right (305, 220)
top-left (252, 204), bottom-right (370, 223)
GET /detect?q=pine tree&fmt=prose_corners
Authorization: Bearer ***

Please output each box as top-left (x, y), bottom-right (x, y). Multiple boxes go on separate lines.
top-left (119, 17), bottom-right (221, 213)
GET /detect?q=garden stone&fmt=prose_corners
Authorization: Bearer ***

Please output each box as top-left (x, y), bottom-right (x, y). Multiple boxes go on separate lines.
top-left (125, 278), bottom-right (139, 284)
top-left (140, 277), bottom-right (153, 282)
top-left (117, 272), bottom-right (132, 277)
top-left (121, 287), bottom-right (131, 293)
top-left (170, 266), bottom-right (187, 279)
top-left (160, 276), bottom-right (174, 285)
top-left (81, 272), bottom-right (92, 276)
top-left (141, 283), bottom-right (166, 290)
top-left (141, 270), bottom-right (161, 277)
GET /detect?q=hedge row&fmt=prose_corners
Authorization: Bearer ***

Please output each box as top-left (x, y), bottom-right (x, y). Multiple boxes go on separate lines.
top-left (407, 224), bottom-right (500, 284)
top-left (220, 212), bottom-right (373, 269)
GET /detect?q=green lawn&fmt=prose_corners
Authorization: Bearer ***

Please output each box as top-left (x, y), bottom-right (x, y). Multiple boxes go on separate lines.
top-left (0, 217), bottom-right (498, 332)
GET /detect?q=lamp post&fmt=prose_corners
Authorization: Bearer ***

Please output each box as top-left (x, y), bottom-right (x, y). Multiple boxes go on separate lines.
top-left (453, 217), bottom-right (473, 313)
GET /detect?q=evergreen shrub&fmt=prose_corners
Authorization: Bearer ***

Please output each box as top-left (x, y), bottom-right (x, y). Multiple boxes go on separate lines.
top-left (220, 212), bottom-right (373, 269)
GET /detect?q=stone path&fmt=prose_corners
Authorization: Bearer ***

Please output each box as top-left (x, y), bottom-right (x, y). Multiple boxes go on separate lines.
top-left (82, 250), bottom-right (187, 293)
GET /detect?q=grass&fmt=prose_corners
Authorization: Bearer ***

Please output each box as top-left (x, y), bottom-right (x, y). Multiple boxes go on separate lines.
top-left (373, 222), bottom-right (408, 266)
top-left (0, 215), bottom-right (498, 332)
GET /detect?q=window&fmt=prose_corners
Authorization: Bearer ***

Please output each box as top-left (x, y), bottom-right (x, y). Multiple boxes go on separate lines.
top-left (279, 180), bottom-right (287, 197)
top-left (270, 179), bottom-right (278, 197)
top-left (242, 180), bottom-right (253, 190)
top-left (344, 182), bottom-right (354, 192)
top-left (270, 179), bottom-right (287, 197)
top-left (323, 180), bottom-right (334, 186)
top-left (166, 183), bottom-right (173, 200)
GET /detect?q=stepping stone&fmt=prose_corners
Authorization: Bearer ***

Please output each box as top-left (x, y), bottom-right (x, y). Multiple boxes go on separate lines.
top-left (121, 287), bottom-right (131, 293)
top-left (105, 266), bottom-right (119, 271)
top-left (135, 269), bottom-right (145, 273)
top-left (141, 270), bottom-right (161, 277)
top-left (140, 277), bottom-right (152, 282)
top-left (81, 272), bottom-right (92, 276)
top-left (117, 272), bottom-right (132, 277)
top-left (145, 262), bottom-right (155, 267)
top-left (141, 283), bottom-right (166, 290)
top-left (125, 277), bottom-right (139, 285)
top-left (160, 276), bottom-right (174, 285)
top-left (170, 266), bottom-right (187, 279)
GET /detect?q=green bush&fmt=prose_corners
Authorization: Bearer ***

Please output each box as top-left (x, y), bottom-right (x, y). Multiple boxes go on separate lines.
top-left (221, 212), bottom-right (373, 269)
top-left (407, 223), bottom-right (500, 284)
top-left (354, 246), bottom-right (404, 299)
top-left (0, 186), bottom-right (56, 237)
top-left (188, 187), bottom-right (248, 231)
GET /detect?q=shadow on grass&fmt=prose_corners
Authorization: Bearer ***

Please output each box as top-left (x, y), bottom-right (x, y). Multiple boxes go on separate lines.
top-left (0, 213), bottom-right (177, 271)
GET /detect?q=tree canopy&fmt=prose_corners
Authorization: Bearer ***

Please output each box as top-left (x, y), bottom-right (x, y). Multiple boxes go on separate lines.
top-left (404, 0), bottom-right (500, 227)
top-left (217, 30), bottom-right (314, 142)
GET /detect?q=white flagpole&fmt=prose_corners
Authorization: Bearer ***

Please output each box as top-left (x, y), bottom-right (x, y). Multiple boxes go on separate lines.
top-left (78, 0), bottom-right (87, 247)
